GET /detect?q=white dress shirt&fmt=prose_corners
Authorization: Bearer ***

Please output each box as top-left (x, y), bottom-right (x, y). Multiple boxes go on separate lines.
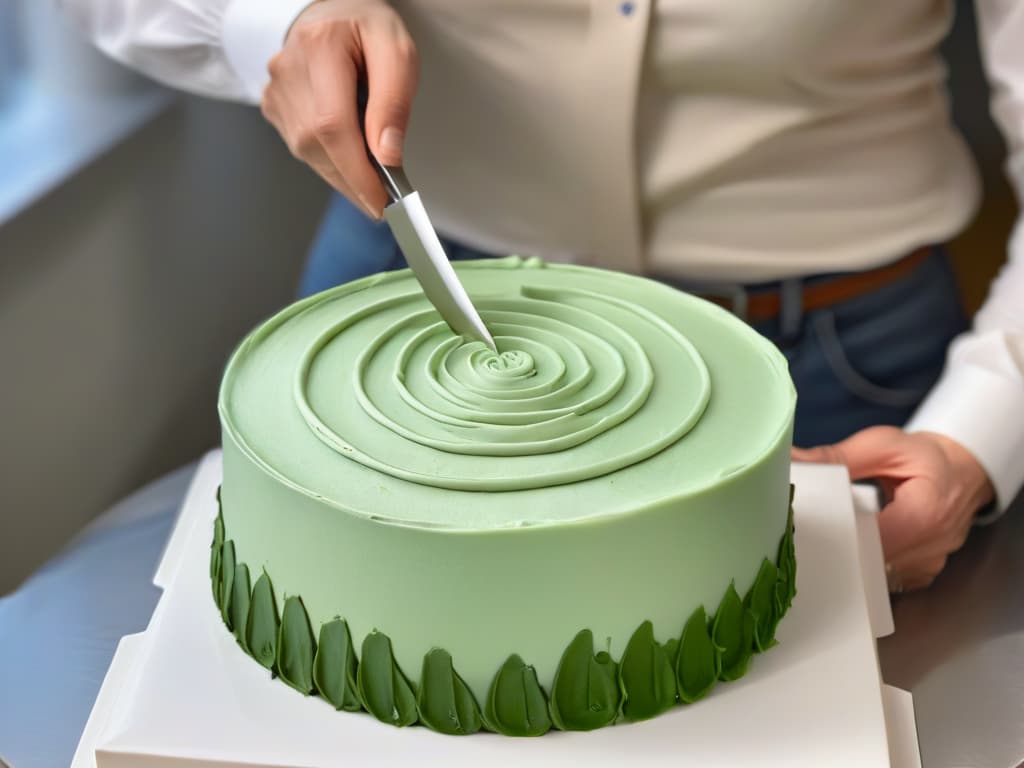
top-left (58, 0), bottom-right (1024, 513)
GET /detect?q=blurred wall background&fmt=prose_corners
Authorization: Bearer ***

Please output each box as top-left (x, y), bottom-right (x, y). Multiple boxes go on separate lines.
top-left (0, 11), bottom-right (329, 592)
top-left (0, 0), bottom-right (1018, 594)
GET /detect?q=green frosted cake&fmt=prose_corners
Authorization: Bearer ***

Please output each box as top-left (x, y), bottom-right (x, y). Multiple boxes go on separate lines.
top-left (212, 257), bottom-right (797, 735)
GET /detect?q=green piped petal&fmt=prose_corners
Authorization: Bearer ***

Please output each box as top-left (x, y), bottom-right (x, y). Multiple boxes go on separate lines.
top-left (313, 619), bottom-right (361, 711)
top-left (483, 654), bottom-right (552, 737)
top-left (713, 582), bottom-right (754, 681)
top-left (213, 490), bottom-right (224, 548)
top-left (246, 571), bottom-right (280, 673)
top-left (618, 620), bottom-right (677, 721)
top-left (777, 499), bottom-right (798, 612)
top-left (747, 558), bottom-right (780, 652)
top-left (206, 482), bottom-right (800, 735)
top-left (549, 629), bottom-right (620, 731)
top-left (218, 540), bottom-right (235, 628)
top-left (211, 492), bottom-right (224, 587)
top-left (773, 578), bottom-right (787, 619)
top-left (358, 631), bottom-right (417, 727)
top-left (676, 606), bottom-right (720, 703)
top-left (277, 596), bottom-right (316, 694)
top-left (417, 648), bottom-right (482, 735)
top-left (663, 636), bottom-right (680, 667)
top-left (230, 564), bottom-right (251, 653)
top-left (210, 543), bottom-right (222, 604)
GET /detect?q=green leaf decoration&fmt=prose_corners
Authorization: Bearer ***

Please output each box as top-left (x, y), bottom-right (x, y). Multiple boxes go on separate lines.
top-left (210, 541), bottom-right (222, 604)
top-left (663, 636), bottom-right (680, 667)
top-left (213, 489), bottom-right (224, 546)
top-left (358, 631), bottom-right (418, 727)
top-left (676, 606), bottom-right (720, 704)
top-left (596, 651), bottom-right (618, 687)
top-left (775, 498), bottom-right (798, 614)
top-left (218, 540), bottom-right (236, 628)
top-left (277, 596), bottom-right (316, 695)
top-left (483, 654), bottom-right (552, 737)
top-left (618, 620), bottom-right (677, 721)
top-left (210, 490), bottom-right (224, 584)
top-left (246, 571), bottom-right (280, 673)
top-left (230, 564), bottom-right (251, 653)
top-left (209, 495), bottom-right (224, 557)
top-left (202, 483), bottom-right (800, 735)
top-left (773, 577), bottom-right (787, 621)
top-left (313, 619), bottom-right (361, 711)
top-left (747, 558), bottom-right (780, 652)
top-left (548, 629), bottom-right (621, 731)
top-left (713, 582), bottom-right (754, 681)
top-left (416, 648), bottom-right (483, 735)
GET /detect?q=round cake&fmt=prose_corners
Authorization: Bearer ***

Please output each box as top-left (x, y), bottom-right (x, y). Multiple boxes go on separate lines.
top-left (212, 256), bottom-right (797, 735)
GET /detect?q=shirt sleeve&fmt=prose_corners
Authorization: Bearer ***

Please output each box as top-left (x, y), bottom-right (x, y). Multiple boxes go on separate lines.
top-left (55, 0), bottom-right (315, 103)
top-left (905, 0), bottom-right (1024, 518)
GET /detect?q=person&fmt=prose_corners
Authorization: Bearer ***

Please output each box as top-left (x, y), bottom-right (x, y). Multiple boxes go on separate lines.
top-left (60, 0), bottom-right (1024, 593)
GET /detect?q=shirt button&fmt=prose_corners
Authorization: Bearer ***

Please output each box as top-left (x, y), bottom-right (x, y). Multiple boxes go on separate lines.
top-left (619, 1), bottom-right (635, 16)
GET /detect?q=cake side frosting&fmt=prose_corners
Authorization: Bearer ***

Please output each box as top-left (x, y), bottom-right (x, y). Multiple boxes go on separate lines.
top-left (215, 257), bottom-right (797, 734)
top-left (210, 488), bottom-right (797, 735)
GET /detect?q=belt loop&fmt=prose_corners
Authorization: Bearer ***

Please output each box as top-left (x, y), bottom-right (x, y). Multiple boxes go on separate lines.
top-left (728, 285), bottom-right (748, 323)
top-left (779, 278), bottom-right (804, 339)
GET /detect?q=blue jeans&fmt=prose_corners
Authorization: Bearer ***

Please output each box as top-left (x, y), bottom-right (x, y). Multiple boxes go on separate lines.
top-left (745, 253), bottom-right (966, 446)
top-left (301, 193), bottom-right (966, 446)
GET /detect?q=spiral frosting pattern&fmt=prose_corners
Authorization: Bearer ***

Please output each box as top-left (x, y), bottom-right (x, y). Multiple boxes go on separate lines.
top-left (294, 283), bottom-right (711, 491)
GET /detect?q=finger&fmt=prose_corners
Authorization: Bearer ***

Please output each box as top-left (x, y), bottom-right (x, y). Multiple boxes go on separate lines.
top-left (876, 475), bottom-right (942, 562)
top-left (267, 54), bottom-right (354, 197)
top-left (304, 142), bottom-right (355, 195)
top-left (889, 555), bottom-right (947, 593)
top-left (260, 88), bottom-right (284, 137)
top-left (901, 573), bottom-right (938, 592)
top-left (260, 61), bottom-right (293, 140)
top-left (304, 38), bottom-right (386, 218)
top-left (885, 514), bottom-right (971, 577)
top-left (361, 19), bottom-right (418, 166)
top-left (265, 50), bottom-right (321, 161)
top-left (878, 476), bottom-right (899, 504)
top-left (792, 426), bottom-right (910, 482)
top-left (791, 444), bottom-right (845, 465)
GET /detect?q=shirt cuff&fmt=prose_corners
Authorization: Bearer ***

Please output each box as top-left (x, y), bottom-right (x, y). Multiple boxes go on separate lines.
top-left (221, 0), bottom-right (317, 103)
top-left (905, 364), bottom-right (1024, 521)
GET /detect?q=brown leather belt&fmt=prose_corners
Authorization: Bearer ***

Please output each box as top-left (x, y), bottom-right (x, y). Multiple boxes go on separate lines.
top-left (700, 247), bottom-right (931, 323)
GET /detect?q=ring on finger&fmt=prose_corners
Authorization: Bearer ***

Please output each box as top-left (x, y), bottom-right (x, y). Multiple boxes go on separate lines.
top-left (885, 562), bottom-right (904, 595)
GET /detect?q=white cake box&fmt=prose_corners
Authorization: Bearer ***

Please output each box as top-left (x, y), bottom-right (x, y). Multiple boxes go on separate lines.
top-left (73, 452), bottom-right (920, 767)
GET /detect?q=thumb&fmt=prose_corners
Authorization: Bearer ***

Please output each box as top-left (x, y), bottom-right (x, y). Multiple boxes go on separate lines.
top-left (363, 28), bottom-right (418, 166)
top-left (791, 444), bottom-right (844, 464)
top-left (792, 426), bottom-right (908, 482)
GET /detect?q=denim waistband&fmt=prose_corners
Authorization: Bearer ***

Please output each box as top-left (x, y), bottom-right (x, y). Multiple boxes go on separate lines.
top-left (658, 247), bottom-right (943, 342)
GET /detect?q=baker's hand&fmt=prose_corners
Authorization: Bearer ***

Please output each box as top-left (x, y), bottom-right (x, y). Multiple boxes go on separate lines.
top-left (792, 426), bottom-right (994, 593)
top-left (260, 0), bottom-right (418, 219)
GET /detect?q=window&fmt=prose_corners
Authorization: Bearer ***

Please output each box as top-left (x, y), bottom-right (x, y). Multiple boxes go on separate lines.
top-left (0, 1), bottom-right (173, 225)
top-left (0, 3), bottom-right (21, 108)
